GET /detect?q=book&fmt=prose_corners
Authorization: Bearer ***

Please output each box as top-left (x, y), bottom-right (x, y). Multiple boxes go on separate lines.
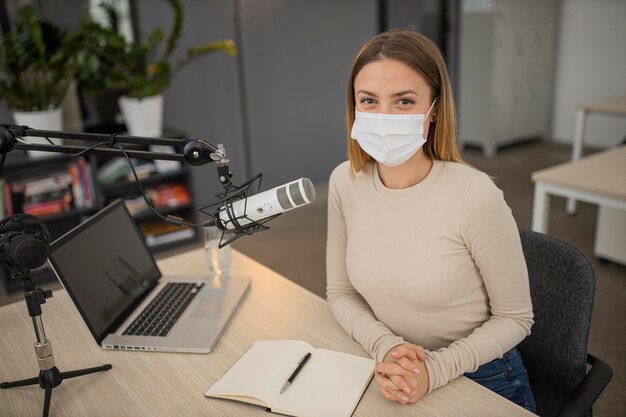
top-left (4, 182), bottom-right (13, 216)
top-left (68, 163), bottom-right (83, 208)
top-left (144, 227), bottom-right (195, 247)
top-left (146, 182), bottom-right (192, 208)
top-left (24, 198), bottom-right (69, 217)
top-left (6, 158), bottom-right (96, 215)
top-left (77, 157), bottom-right (93, 207)
top-left (98, 157), bottom-right (131, 184)
top-left (0, 178), bottom-right (5, 218)
top-left (124, 196), bottom-right (149, 215)
top-left (139, 220), bottom-right (188, 237)
top-left (22, 173), bottom-right (73, 197)
top-left (149, 145), bottom-right (182, 173)
top-left (205, 340), bottom-right (375, 417)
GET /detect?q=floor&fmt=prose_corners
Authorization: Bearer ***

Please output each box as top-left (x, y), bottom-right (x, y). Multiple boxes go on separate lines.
top-left (1, 140), bottom-right (623, 416)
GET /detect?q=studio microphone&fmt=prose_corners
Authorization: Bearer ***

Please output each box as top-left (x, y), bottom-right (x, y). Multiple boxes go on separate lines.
top-left (217, 177), bottom-right (316, 230)
top-left (0, 213), bottom-right (51, 271)
top-left (4, 233), bottom-right (49, 269)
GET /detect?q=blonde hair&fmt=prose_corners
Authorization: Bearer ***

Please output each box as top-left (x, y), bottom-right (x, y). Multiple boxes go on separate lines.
top-left (346, 29), bottom-right (464, 173)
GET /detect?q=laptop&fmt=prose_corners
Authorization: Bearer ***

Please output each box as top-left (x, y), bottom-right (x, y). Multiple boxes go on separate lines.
top-left (48, 199), bottom-right (250, 353)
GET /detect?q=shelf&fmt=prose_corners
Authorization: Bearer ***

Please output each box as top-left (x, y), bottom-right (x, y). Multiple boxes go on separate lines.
top-left (0, 127), bottom-right (196, 262)
top-left (31, 206), bottom-right (97, 222)
top-left (100, 170), bottom-right (188, 197)
top-left (131, 203), bottom-right (194, 222)
top-left (3, 151), bottom-right (71, 172)
top-left (145, 231), bottom-right (199, 253)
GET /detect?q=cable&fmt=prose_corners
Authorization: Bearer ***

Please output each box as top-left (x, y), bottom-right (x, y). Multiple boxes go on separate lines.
top-left (74, 141), bottom-right (110, 157)
top-left (113, 144), bottom-right (207, 228)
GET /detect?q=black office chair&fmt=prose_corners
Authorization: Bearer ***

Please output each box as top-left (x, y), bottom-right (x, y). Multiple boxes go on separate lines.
top-left (517, 230), bottom-right (613, 417)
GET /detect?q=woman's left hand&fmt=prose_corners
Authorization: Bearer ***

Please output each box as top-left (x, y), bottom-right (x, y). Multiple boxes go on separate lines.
top-left (375, 344), bottom-right (429, 404)
top-left (375, 359), bottom-right (429, 404)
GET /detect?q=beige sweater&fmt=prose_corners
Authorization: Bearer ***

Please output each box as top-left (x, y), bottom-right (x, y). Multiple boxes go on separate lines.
top-left (326, 159), bottom-right (533, 393)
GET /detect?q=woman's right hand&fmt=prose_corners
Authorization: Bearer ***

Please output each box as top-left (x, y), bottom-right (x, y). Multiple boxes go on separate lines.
top-left (375, 343), bottom-right (428, 404)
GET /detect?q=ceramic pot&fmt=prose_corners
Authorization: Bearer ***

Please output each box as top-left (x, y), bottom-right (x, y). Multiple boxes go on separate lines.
top-left (118, 94), bottom-right (164, 137)
top-left (12, 107), bottom-right (63, 159)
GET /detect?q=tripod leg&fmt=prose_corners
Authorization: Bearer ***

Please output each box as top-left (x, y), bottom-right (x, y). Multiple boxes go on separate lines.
top-left (42, 384), bottom-right (52, 417)
top-left (1, 375), bottom-right (40, 389)
top-left (60, 364), bottom-right (112, 380)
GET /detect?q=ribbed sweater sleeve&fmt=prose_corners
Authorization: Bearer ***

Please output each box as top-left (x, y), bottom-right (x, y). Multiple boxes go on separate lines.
top-left (423, 173), bottom-right (534, 392)
top-left (326, 167), bottom-right (406, 361)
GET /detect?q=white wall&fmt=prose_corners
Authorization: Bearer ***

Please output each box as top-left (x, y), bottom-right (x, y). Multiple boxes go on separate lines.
top-left (551, 0), bottom-right (626, 147)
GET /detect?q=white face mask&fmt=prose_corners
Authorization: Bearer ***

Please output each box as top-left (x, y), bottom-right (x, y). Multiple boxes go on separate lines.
top-left (351, 99), bottom-right (437, 167)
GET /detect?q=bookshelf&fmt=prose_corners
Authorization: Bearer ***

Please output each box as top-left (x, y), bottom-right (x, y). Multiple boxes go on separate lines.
top-left (96, 155), bottom-right (199, 253)
top-left (0, 129), bottom-right (201, 292)
top-left (0, 152), bottom-right (101, 292)
top-left (93, 127), bottom-right (199, 254)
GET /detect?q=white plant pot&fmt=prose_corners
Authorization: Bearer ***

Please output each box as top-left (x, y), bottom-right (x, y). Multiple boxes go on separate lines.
top-left (118, 94), bottom-right (164, 137)
top-left (12, 107), bottom-right (63, 159)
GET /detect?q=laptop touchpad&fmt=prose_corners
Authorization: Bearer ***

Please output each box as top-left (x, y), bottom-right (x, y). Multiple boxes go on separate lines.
top-left (191, 299), bottom-right (225, 319)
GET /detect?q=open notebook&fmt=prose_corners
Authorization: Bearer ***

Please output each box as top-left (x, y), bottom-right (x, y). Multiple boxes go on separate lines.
top-left (205, 340), bottom-right (375, 417)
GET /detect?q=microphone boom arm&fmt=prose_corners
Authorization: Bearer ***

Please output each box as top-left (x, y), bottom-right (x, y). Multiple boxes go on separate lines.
top-left (0, 125), bottom-right (231, 182)
top-left (0, 124), bottom-right (279, 247)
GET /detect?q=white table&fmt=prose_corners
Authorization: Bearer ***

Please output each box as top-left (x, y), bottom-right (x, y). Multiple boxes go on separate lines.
top-left (532, 146), bottom-right (626, 263)
top-left (568, 95), bottom-right (626, 213)
top-left (0, 249), bottom-right (536, 417)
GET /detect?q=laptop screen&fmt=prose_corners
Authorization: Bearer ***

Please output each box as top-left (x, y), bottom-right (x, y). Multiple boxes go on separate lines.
top-left (49, 199), bottom-right (161, 342)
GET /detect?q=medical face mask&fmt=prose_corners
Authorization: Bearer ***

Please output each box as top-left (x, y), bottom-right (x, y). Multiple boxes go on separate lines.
top-left (351, 99), bottom-right (437, 167)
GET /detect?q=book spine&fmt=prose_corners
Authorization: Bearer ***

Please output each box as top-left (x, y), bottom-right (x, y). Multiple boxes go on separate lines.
top-left (145, 228), bottom-right (194, 247)
top-left (68, 163), bottom-right (83, 208)
top-left (23, 173), bottom-right (73, 197)
top-left (77, 157), bottom-right (92, 208)
top-left (4, 182), bottom-right (13, 216)
top-left (0, 178), bottom-right (4, 218)
top-left (24, 199), bottom-right (67, 216)
top-left (85, 161), bottom-right (97, 208)
top-left (149, 183), bottom-right (191, 208)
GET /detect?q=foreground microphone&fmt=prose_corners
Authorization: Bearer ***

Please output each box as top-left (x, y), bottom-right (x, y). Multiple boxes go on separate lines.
top-left (0, 213), bottom-right (50, 271)
top-left (3, 232), bottom-right (49, 269)
top-left (218, 178), bottom-right (316, 230)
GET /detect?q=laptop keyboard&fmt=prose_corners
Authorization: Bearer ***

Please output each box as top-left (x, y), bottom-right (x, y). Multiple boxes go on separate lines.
top-left (123, 282), bottom-right (205, 337)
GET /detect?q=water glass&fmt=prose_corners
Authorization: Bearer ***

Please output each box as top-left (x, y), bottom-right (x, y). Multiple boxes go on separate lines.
top-left (204, 225), bottom-right (231, 275)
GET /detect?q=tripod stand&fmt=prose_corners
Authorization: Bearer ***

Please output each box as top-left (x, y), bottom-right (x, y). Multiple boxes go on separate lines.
top-left (1, 273), bottom-right (112, 417)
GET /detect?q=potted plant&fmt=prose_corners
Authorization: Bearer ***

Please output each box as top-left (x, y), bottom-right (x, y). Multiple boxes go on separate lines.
top-left (75, 0), bottom-right (237, 137)
top-left (0, 5), bottom-right (79, 157)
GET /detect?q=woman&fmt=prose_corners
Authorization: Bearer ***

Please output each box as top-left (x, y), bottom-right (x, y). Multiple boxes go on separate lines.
top-left (326, 29), bottom-right (537, 412)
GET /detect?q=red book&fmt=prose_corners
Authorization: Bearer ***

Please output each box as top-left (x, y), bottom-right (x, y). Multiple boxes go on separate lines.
top-left (4, 182), bottom-right (13, 216)
top-left (68, 163), bottom-right (82, 208)
top-left (77, 157), bottom-right (92, 207)
top-left (24, 199), bottom-right (67, 216)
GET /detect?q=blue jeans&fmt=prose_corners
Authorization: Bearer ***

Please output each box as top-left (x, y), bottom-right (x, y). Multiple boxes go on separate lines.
top-left (464, 347), bottom-right (537, 413)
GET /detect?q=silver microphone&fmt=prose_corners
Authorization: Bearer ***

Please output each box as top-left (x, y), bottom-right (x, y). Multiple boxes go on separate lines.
top-left (218, 178), bottom-right (316, 230)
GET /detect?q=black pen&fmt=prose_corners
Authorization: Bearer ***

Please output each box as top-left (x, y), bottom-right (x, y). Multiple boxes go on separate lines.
top-left (280, 352), bottom-right (312, 394)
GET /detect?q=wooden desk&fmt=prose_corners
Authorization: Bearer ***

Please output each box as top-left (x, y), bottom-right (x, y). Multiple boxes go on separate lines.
top-left (1, 249), bottom-right (535, 416)
top-left (568, 95), bottom-right (626, 213)
top-left (531, 146), bottom-right (626, 261)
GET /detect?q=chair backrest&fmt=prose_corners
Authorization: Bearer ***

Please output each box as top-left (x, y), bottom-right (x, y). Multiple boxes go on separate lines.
top-left (517, 230), bottom-right (595, 417)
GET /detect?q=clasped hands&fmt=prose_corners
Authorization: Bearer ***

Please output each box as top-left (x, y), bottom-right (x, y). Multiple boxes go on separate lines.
top-left (375, 343), bottom-right (428, 405)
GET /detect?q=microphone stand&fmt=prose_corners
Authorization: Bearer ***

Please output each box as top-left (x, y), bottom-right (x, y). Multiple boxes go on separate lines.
top-left (0, 269), bottom-right (112, 417)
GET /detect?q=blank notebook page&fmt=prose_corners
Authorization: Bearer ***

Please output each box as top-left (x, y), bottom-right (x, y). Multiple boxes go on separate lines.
top-left (273, 348), bottom-right (375, 417)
